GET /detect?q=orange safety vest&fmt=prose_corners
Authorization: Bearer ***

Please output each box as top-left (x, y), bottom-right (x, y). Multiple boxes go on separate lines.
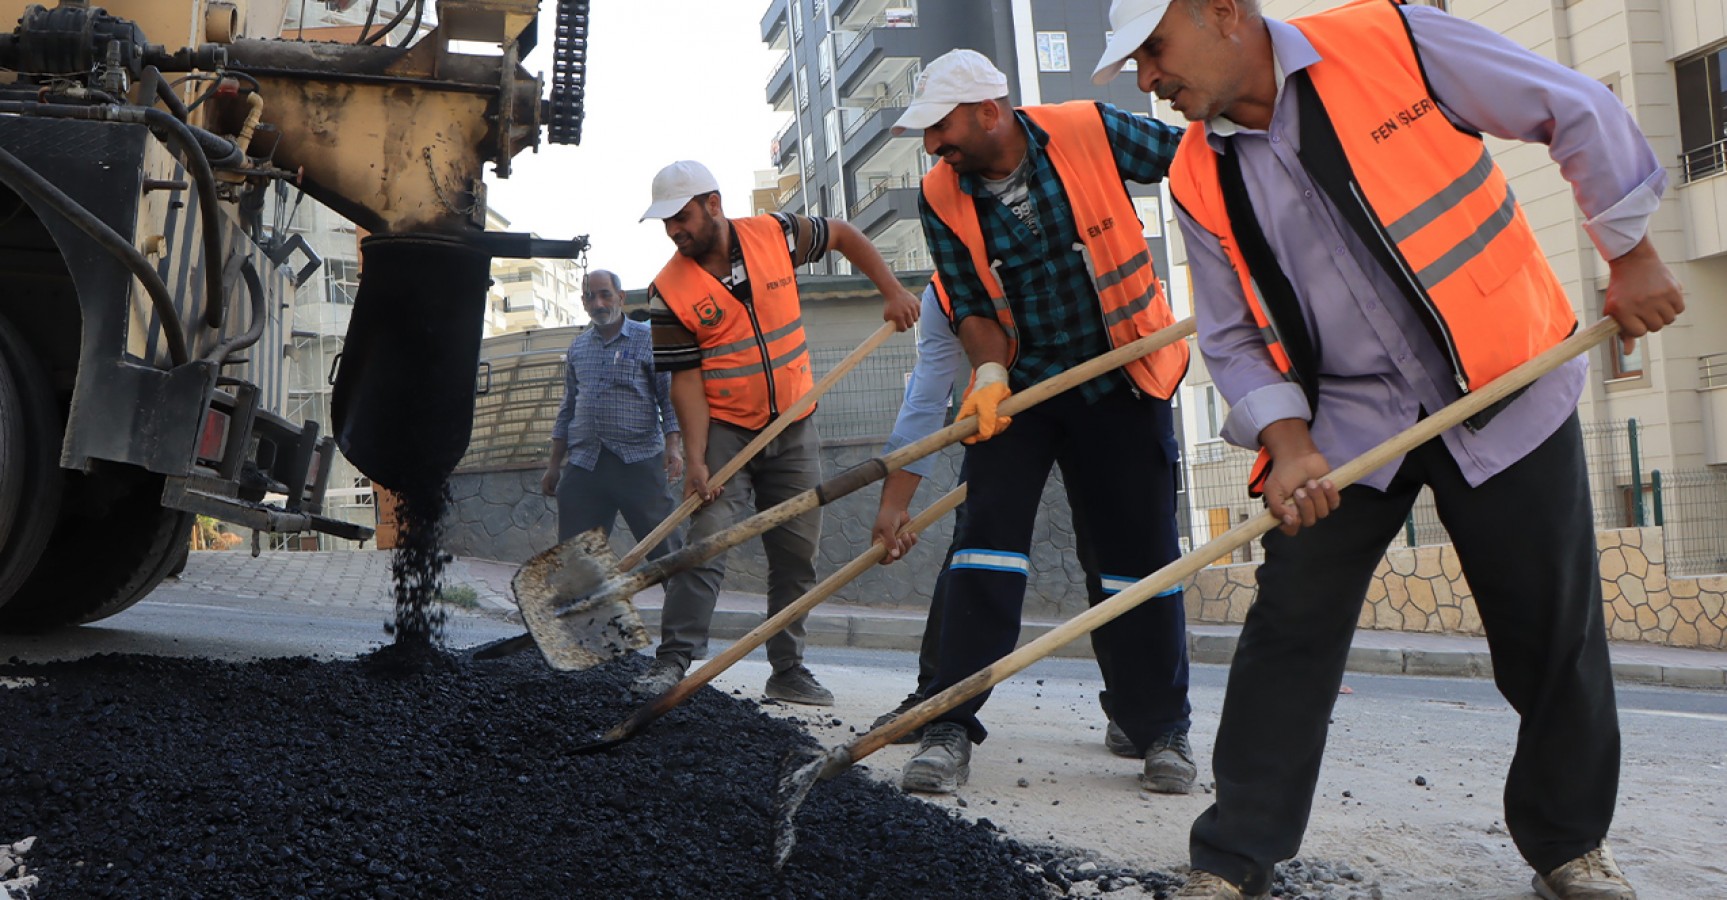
top-left (652, 215), bottom-right (814, 430)
top-left (921, 101), bottom-right (1189, 400)
top-left (1168, 0), bottom-right (1575, 495)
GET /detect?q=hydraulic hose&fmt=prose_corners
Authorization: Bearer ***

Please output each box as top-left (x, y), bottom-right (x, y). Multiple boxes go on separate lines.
top-left (0, 142), bottom-right (190, 366)
top-left (205, 257), bottom-right (266, 365)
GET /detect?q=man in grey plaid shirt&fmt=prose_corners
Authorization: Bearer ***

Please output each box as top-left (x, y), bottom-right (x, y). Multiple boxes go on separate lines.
top-left (541, 270), bottom-right (689, 566)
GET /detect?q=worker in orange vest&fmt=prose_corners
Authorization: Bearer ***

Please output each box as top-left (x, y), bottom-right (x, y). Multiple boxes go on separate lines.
top-left (636, 160), bottom-right (918, 706)
top-left (890, 48), bottom-right (1196, 798)
top-left (1094, 1), bottom-right (1682, 898)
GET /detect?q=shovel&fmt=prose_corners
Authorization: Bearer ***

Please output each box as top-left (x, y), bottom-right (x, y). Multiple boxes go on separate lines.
top-left (771, 317), bottom-right (1620, 869)
top-left (571, 483), bottom-right (968, 754)
top-left (481, 321), bottom-right (898, 661)
top-left (512, 317), bottom-right (1198, 671)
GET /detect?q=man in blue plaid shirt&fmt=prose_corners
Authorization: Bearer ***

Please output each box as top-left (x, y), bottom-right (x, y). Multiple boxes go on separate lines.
top-left (892, 49), bottom-right (1196, 799)
top-left (541, 271), bottom-right (690, 569)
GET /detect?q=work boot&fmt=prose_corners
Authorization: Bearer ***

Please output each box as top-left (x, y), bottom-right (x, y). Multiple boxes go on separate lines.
top-left (901, 721), bottom-right (971, 794)
top-left (1104, 720), bottom-right (1140, 758)
top-left (870, 693), bottom-right (926, 744)
top-left (1140, 728), bottom-right (1197, 794)
top-left (764, 665), bottom-right (834, 706)
top-left (1172, 870), bottom-right (1267, 899)
top-left (1533, 843), bottom-right (1637, 900)
top-left (631, 656), bottom-right (686, 698)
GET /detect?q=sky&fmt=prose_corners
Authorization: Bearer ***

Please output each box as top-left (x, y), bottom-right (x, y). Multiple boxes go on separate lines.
top-left (485, 2), bottom-right (788, 290)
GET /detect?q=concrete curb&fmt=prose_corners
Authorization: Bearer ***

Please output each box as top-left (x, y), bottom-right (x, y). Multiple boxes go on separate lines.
top-left (635, 608), bottom-right (1727, 690)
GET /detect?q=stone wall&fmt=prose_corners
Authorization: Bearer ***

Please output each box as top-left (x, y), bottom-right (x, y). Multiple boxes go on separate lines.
top-left (1186, 526), bottom-right (1727, 650)
top-left (437, 444), bottom-right (1098, 618)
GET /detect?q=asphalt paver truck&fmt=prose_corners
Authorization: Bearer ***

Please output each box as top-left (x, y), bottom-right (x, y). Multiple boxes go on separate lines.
top-left (0, 0), bottom-right (587, 629)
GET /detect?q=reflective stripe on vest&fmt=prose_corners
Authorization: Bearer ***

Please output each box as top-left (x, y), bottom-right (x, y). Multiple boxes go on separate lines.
top-left (1167, 0), bottom-right (1575, 496)
top-left (652, 215), bottom-right (815, 430)
top-left (920, 100), bottom-right (1189, 400)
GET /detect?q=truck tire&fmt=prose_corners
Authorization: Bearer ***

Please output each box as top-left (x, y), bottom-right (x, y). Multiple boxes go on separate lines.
top-left (0, 313), bottom-right (63, 612)
top-left (0, 464), bottom-right (194, 632)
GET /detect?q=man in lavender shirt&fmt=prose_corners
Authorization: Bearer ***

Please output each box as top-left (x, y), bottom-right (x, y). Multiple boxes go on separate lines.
top-left (1094, 1), bottom-right (1683, 898)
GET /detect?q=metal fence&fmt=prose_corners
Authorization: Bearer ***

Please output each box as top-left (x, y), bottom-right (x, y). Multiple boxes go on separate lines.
top-left (1653, 468), bottom-right (1727, 577)
top-left (1181, 417), bottom-right (1695, 565)
top-left (807, 340), bottom-right (924, 444)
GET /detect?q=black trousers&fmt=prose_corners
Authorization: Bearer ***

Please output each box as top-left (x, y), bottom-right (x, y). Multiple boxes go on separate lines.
top-left (927, 386), bottom-right (1191, 751)
top-left (1190, 414), bottom-right (1619, 893)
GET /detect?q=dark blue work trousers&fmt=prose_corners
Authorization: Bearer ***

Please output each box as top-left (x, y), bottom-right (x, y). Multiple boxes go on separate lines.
top-left (928, 385), bottom-right (1192, 752)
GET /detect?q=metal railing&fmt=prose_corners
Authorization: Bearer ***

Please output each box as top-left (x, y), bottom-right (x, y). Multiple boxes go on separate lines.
top-left (836, 12), bottom-right (917, 64)
top-left (1650, 468), bottom-right (1727, 577)
top-left (771, 117), bottom-right (797, 163)
top-left (842, 90), bottom-right (909, 139)
top-left (848, 173), bottom-right (917, 218)
top-left (1701, 352), bottom-right (1727, 390)
top-left (1680, 138), bottom-right (1727, 184)
top-left (808, 340), bottom-right (921, 442)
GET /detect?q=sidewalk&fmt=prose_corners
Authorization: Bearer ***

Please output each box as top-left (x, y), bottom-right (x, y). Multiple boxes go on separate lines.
top-left (455, 556), bottom-right (1727, 689)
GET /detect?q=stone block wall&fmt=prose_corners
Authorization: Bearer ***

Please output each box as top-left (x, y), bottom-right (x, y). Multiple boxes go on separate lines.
top-left (1185, 526), bottom-right (1727, 650)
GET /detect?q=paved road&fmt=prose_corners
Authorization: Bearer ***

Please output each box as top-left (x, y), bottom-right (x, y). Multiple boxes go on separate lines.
top-left (3, 558), bottom-right (1724, 898)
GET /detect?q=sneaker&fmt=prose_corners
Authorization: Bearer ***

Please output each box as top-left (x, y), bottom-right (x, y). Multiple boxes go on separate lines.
top-left (1172, 870), bottom-right (1267, 899)
top-left (764, 665), bottom-right (834, 706)
top-left (1533, 843), bottom-right (1637, 900)
top-left (1105, 720), bottom-right (1140, 758)
top-left (1141, 728), bottom-right (1197, 794)
top-left (871, 693), bottom-right (927, 744)
top-left (901, 721), bottom-right (971, 794)
top-left (631, 657), bottom-right (686, 698)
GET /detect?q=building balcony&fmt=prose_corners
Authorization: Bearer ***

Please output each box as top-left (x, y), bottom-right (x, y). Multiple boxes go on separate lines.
top-left (842, 95), bottom-right (910, 162)
top-left (766, 49), bottom-right (793, 107)
top-left (835, 0), bottom-right (916, 32)
top-left (836, 20), bottom-right (920, 97)
top-left (770, 118), bottom-right (798, 169)
top-left (761, 0), bottom-right (789, 44)
top-left (1677, 142), bottom-right (1727, 261)
top-left (847, 177), bottom-right (919, 236)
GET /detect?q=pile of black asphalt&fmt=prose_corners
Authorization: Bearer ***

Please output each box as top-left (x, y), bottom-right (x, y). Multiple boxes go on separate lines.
top-left (0, 647), bottom-right (1066, 898)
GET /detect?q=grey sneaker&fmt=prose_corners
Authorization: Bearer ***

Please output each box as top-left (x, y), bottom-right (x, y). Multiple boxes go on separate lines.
top-left (631, 657), bottom-right (686, 697)
top-left (901, 721), bottom-right (971, 794)
top-left (764, 665), bottom-right (834, 706)
top-left (1105, 720), bottom-right (1140, 758)
top-left (1172, 870), bottom-right (1267, 899)
top-left (1141, 728), bottom-right (1197, 794)
top-left (1533, 843), bottom-right (1636, 900)
top-left (871, 693), bottom-right (926, 744)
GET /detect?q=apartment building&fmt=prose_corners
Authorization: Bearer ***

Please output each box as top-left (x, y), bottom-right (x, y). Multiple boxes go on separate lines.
top-left (760, 0), bottom-right (1175, 279)
top-left (1170, 0), bottom-right (1727, 573)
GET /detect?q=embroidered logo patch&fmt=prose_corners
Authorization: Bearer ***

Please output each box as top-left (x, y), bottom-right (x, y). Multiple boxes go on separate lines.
top-left (695, 295), bottom-right (725, 328)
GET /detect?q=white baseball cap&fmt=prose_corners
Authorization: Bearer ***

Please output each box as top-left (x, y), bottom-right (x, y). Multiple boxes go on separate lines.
top-left (891, 49), bottom-right (1010, 135)
top-left (640, 160), bottom-right (721, 222)
top-left (1092, 0), bottom-right (1175, 85)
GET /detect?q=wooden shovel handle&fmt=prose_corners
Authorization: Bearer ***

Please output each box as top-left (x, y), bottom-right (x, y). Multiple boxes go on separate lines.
top-left (835, 318), bottom-right (1619, 768)
top-left (611, 484), bottom-right (970, 740)
top-left (619, 321), bottom-right (899, 570)
top-left (626, 319), bottom-right (1197, 593)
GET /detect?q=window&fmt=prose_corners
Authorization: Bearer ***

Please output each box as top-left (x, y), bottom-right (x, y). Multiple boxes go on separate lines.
top-left (819, 34), bottom-right (834, 85)
top-left (824, 108), bottom-right (841, 157)
top-left (325, 258), bottom-right (360, 305)
top-left (1132, 195), bottom-right (1163, 238)
top-left (1106, 32), bottom-right (1137, 72)
top-left (1199, 385), bottom-right (1224, 441)
top-left (802, 133), bottom-right (814, 166)
top-left (829, 183), bottom-right (846, 219)
top-left (797, 66), bottom-right (810, 109)
top-left (791, 0), bottom-right (802, 38)
top-left (1609, 337), bottom-right (1644, 380)
top-left (1676, 46), bottom-right (1727, 182)
top-left (1035, 32), bottom-right (1070, 73)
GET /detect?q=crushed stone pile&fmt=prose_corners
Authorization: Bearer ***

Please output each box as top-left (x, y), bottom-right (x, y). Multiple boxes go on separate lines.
top-left (0, 649), bottom-right (1061, 898)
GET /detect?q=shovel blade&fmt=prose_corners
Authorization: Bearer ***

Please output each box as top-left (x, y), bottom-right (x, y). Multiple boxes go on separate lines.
top-left (512, 529), bottom-right (648, 671)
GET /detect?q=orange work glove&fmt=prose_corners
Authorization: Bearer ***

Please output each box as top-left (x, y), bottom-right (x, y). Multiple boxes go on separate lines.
top-left (958, 362), bottom-right (1012, 444)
